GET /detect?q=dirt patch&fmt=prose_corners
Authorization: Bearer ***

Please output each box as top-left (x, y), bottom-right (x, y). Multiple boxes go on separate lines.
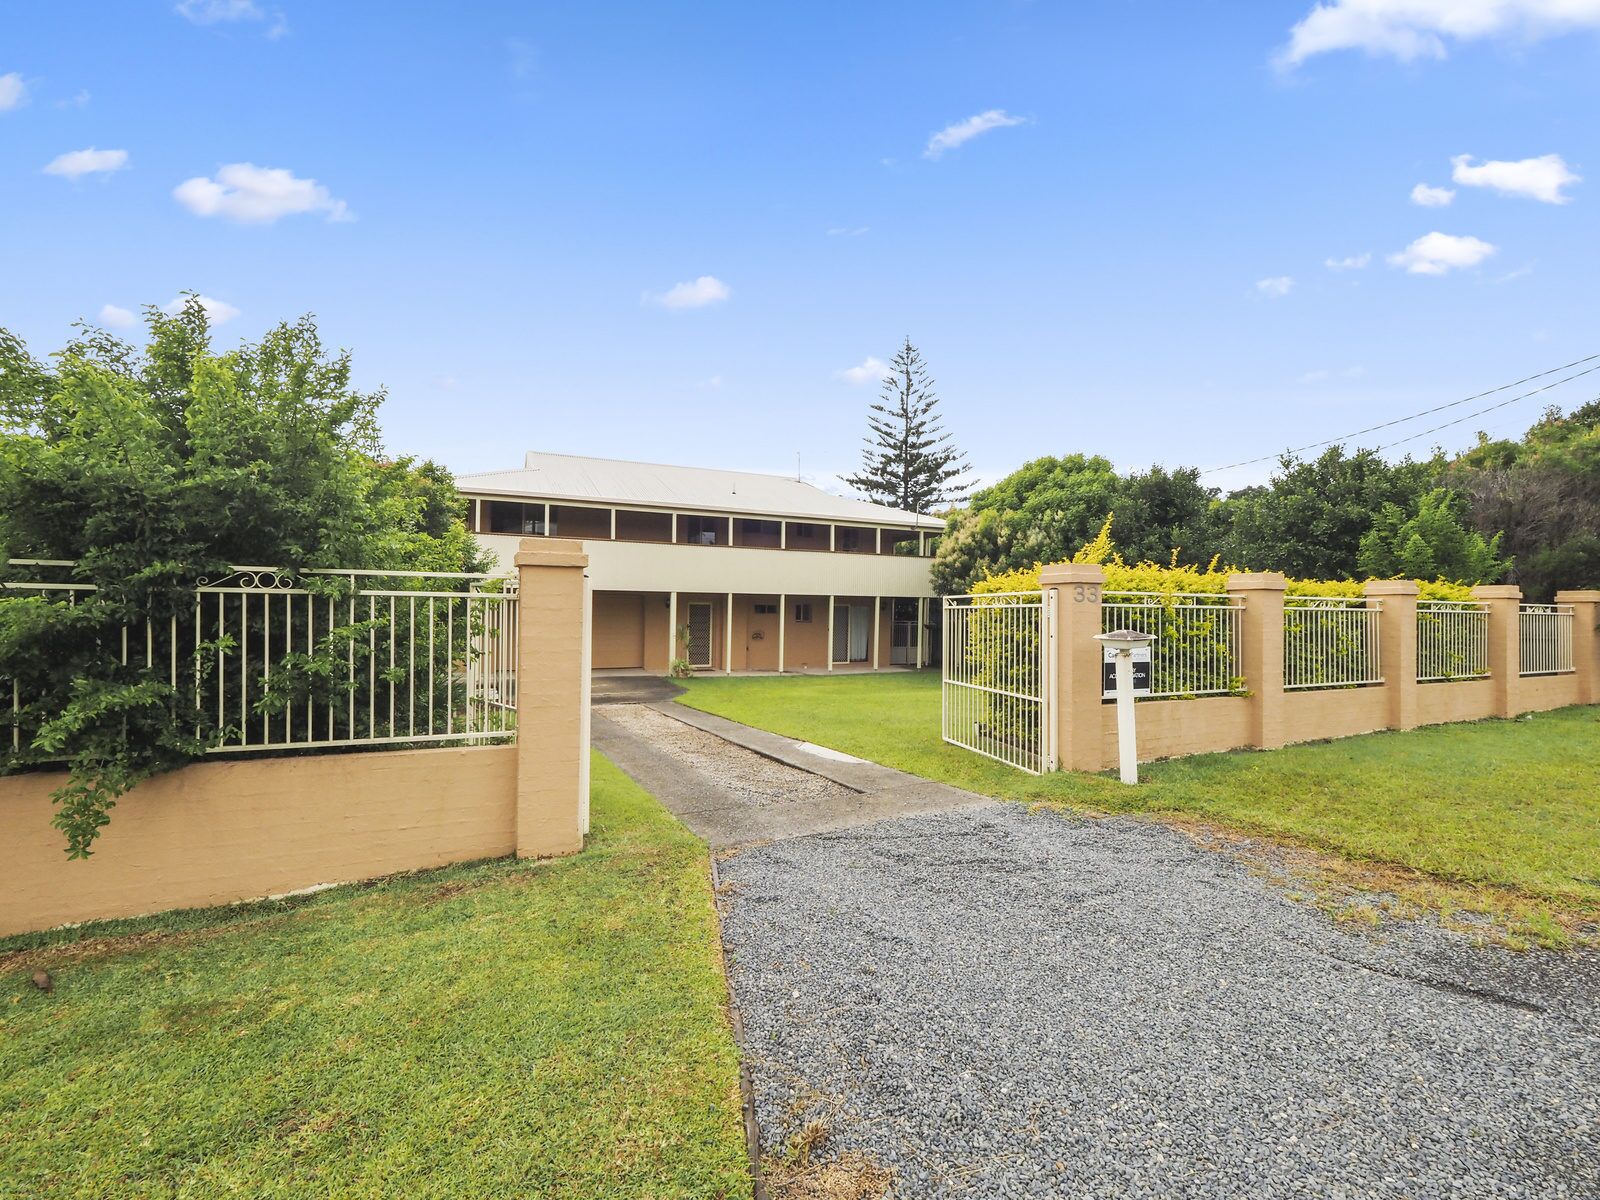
top-left (596, 704), bottom-right (855, 806)
top-left (766, 1120), bottom-right (893, 1200)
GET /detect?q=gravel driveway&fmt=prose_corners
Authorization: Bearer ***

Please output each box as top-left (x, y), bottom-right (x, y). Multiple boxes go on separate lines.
top-left (717, 804), bottom-right (1600, 1199)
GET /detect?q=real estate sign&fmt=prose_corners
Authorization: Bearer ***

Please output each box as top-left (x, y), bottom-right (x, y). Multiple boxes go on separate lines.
top-left (1101, 645), bottom-right (1152, 699)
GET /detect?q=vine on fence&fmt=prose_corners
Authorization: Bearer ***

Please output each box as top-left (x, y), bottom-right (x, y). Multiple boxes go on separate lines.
top-left (0, 300), bottom-right (488, 856)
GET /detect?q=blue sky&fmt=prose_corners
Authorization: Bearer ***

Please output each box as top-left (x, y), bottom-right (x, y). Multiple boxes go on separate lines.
top-left (3, 1), bottom-right (1598, 493)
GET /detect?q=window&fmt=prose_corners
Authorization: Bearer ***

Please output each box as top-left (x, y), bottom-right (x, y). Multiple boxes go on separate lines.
top-left (753, 603), bottom-right (777, 615)
top-left (794, 603), bottom-right (813, 623)
top-left (679, 515), bottom-right (724, 545)
top-left (485, 501), bottom-right (547, 535)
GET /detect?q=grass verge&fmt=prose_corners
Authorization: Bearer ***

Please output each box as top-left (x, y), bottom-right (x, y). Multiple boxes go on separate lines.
top-left (0, 752), bottom-right (749, 1200)
top-left (676, 671), bottom-right (1600, 947)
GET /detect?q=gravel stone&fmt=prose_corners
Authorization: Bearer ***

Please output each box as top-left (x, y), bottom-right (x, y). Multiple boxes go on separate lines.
top-left (716, 805), bottom-right (1600, 1199)
top-left (595, 702), bottom-right (854, 806)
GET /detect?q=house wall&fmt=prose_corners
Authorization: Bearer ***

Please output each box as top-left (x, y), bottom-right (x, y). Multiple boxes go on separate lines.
top-left (592, 591), bottom-right (646, 668)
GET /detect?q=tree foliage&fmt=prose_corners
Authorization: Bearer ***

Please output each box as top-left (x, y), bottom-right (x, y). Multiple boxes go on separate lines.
top-left (845, 338), bottom-right (970, 513)
top-left (1356, 489), bottom-right (1507, 583)
top-left (1447, 402), bottom-right (1600, 600)
top-left (931, 444), bottom-right (1511, 595)
top-left (0, 299), bottom-right (485, 855)
top-left (1212, 448), bottom-right (1443, 580)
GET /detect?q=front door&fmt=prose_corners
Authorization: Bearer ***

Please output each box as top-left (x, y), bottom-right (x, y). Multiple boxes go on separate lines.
top-left (891, 599), bottom-right (918, 665)
top-left (832, 603), bottom-right (871, 663)
top-left (687, 603), bottom-right (713, 669)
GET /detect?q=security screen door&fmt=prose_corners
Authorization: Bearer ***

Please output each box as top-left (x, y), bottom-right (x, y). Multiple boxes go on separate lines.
top-left (687, 603), bottom-right (713, 668)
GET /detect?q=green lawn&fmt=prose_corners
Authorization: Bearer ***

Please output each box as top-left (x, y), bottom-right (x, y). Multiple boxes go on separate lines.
top-left (0, 753), bottom-right (749, 1200)
top-left (676, 671), bottom-right (1600, 942)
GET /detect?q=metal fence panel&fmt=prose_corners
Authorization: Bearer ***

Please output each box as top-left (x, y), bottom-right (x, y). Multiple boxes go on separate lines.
top-left (4, 563), bottom-right (518, 761)
top-left (1416, 601), bottom-right (1489, 682)
top-left (941, 592), bottom-right (1052, 773)
top-left (1100, 593), bottom-right (1242, 697)
top-left (1283, 598), bottom-right (1382, 690)
top-left (1519, 604), bottom-right (1575, 676)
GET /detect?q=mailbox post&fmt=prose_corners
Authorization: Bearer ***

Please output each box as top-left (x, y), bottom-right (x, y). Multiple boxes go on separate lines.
top-left (1095, 628), bottom-right (1156, 785)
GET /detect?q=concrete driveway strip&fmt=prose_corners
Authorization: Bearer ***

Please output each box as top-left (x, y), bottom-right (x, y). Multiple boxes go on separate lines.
top-left (590, 701), bottom-right (995, 846)
top-left (717, 806), bottom-right (1600, 1199)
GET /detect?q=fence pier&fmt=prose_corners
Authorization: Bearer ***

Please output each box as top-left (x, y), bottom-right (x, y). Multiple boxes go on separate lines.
top-left (1227, 573), bottom-right (1287, 750)
top-left (1040, 563), bottom-right (1105, 772)
top-left (1555, 590), bottom-right (1600, 704)
top-left (1474, 584), bottom-right (1524, 718)
top-left (514, 537), bottom-right (590, 858)
top-left (1366, 579), bottom-right (1419, 730)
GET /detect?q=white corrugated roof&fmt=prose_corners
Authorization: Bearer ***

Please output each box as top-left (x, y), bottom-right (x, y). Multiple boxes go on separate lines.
top-left (458, 451), bottom-right (936, 527)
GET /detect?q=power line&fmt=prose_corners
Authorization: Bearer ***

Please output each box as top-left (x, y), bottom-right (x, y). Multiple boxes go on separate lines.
top-left (1200, 351), bottom-right (1600, 476)
top-left (1365, 383), bottom-right (1600, 457)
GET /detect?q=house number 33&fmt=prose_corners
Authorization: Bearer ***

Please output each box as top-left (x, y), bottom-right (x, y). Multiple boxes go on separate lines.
top-left (1073, 585), bottom-right (1100, 603)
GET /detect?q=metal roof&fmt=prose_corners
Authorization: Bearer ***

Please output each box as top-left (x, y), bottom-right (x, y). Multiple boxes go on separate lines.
top-left (457, 451), bottom-right (938, 527)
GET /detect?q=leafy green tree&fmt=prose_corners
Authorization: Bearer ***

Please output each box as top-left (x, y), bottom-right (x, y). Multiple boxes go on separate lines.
top-left (931, 454), bottom-right (1122, 592)
top-left (0, 299), bottom-right (485, 855)
top-left (1449, 403), bottom-right (1600, 600)
top-left (1213, 447), bottom-right (1442, 579)
top-left (1109, 465), bottom-right (1222, 566)
top-left (845, 338), bottom-right (970, 513)
top-left (1356, 489), bottom-right (1508, 583)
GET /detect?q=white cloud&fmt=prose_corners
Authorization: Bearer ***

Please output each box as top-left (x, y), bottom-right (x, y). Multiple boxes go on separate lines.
top-left (1451, 153), bottom-right (1579, 203)
top-left (0, 72), bottom-right (26, 112)
top-left (1256, 275), bottom-right (1295, 297)
top-left (1276, 0), bottom-right (1600, 67)
top-left (836, 356), bottom-right (891, 385)
top-left (98, 304), bottom-right (137, 329)
top-left (43, 147), bottom-right (129, 179)
top-left (1324, 252), bottom-right (1371, 270)
top-left (173, 163), bottom-right (350, 223)
top-left (827, 226), bottom-right (870, 237)
top-left (176, 0), bottom-right (259, 23)
top-left (164, 294), bottom-right (241, 324)
top-left (56, 89), bottom-right (91, 109)
top-left (645, 275), bottom-right (730, 310)
top-left (924, 109), bottom-right (1027, 160)
top-left (1410, 182), bottom-right (1455, 207)
top-left (1387, 231), bottom-right (1496, 275)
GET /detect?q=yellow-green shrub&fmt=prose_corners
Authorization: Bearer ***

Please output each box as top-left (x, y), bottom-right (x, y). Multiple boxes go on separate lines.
top-left (971, 515), bottom-right (1476, 601)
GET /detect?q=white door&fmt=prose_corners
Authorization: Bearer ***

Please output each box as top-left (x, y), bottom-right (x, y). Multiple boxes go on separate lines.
top-left (687, 603), bottom-right (713, 668)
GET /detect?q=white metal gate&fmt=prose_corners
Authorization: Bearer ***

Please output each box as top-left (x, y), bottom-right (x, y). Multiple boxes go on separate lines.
top-left (941, 591), bottom-right (1054, 773)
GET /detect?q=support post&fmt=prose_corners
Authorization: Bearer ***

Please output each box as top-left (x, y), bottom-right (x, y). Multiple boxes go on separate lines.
top-left (725, 592), bottom-right (734, 674)
top-left (667, 591), bottom-right (677, 673)
top-left (781, 522), bottom-right (788, 550)
top-left (778, 592), bottom-right (786, 673)
top-left (609, 508), bottom-right (616, 540)
top-left (829, 525), bottom-right (836, 552)
top-left (1227, 572), bottom-right (1288, 750)
top-left (1039, 563), bottom-right (1105, 772)
top-left (1366, 579), bottom-right (1420, 731)
top-left (872, 595), bottom-right (881, 670)
top-left (514, 537), bottom-right (588, 858)
top-left (827, 596), bottom-right (835, 670)
top-left (1474, 583), bottom-right (1524, 717)
top-left (1555, 590), bottom-right (1600, 704)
